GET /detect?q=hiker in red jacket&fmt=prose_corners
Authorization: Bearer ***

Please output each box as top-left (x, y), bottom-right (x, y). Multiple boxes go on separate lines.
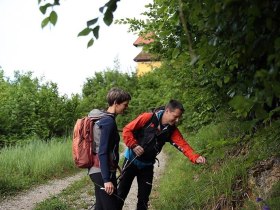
top-left (117, 99), bottom-right (206, 210)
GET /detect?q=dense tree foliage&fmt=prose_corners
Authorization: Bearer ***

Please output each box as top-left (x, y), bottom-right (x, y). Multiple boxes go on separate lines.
top-left (0, 69), bottom-right (79, 146)
top-left (0, 66), bottom-right (137, 146)
top-left (118, 0), bottom-right (280, 126)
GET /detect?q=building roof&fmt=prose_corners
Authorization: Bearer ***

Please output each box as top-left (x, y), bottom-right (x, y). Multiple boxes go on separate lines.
top-left (133, 51), bottom-right (159, 62)
top-left (133, 33), bottom-right (154, 47)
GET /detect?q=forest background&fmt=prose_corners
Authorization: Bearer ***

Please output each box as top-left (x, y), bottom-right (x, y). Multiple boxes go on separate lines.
top-left (0, 0), bottom-right (279, 209)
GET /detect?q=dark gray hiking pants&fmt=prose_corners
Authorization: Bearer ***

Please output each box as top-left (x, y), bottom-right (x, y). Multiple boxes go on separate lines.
top-left (117, 158), bottom-right (154, 210)
top-left (90, 172), bottom-right (118, 210)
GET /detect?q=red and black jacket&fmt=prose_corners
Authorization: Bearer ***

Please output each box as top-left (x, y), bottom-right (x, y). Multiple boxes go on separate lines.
top-left (123, 110), bottom-right (200, 163)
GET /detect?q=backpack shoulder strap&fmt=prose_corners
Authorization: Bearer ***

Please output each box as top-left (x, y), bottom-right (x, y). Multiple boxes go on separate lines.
top-left (144, 112), bottom-right (158, 128)
top-left (145, 105), bottom-right (164, 126)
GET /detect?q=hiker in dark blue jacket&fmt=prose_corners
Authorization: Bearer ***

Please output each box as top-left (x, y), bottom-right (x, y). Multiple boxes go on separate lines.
top-left (88, 87), bottom-right (131, 210)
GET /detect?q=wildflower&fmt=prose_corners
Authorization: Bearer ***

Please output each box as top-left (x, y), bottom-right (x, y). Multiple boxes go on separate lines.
top-left (262, 205), bottom-right (270, 210)
top-left (256, 197), bottom-right (270, 210)
top-left (256, 197), bottom-right (263, 202)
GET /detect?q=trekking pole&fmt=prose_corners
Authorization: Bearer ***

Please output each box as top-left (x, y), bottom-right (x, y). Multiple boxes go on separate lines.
top-left (117, 135), bottom-right (155, 184)
top-left (88, 181), bottom-right (125, 210)
top-left (116, 154), bottom-right (138, 181)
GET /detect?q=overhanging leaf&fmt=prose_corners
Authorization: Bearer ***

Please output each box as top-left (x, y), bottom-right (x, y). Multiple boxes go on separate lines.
top-left (106, 0), bottom-right (118, 12)
top-left (49, 11), bottom-right (58, 25)
top-left (39, 3), bottom-right (52, 14)
top-left (92, 26), bottom-right (100, 39)
top-left (87, 18), bottom-right (98, 27)
top-left (77, 27), bottom-right (91, 37)
top-left (99, 6), bottom-right (105, 13)
top-left (41, 17), bottom-right (50, 28)
top-left (87, 38), bottom-right (94, 48)
top-left (103, 11), bottom-right (113, 26)
top-left (54, 0), bottom-right (60, 5)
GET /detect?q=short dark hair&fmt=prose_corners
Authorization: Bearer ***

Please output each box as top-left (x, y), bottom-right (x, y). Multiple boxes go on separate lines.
top-left (107, 87), bottom-right (131, 106)
top-left (165, 99), bottom-right (185, 112)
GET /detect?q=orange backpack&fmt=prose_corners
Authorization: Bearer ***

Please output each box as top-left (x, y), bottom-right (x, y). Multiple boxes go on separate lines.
top-left (72, 109), bottom-right (110, 168)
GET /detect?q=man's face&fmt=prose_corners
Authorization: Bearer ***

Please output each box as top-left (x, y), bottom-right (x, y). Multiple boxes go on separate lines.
top-left (165, 108), bottom-right (182, 125)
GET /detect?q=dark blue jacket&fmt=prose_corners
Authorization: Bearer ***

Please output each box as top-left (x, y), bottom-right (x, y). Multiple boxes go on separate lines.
top-left (97, 115), bottom-right (120, 182)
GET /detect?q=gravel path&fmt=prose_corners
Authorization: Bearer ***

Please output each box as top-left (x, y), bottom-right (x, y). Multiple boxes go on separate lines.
top-left (0, 152), bottom-right (166, 210)
top-left (123, 151), bottom-right (166, 210)
top-left (0, 172), bottom-right (86, 210)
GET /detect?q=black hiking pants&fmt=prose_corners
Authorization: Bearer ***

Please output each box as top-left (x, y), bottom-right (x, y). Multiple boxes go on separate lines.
top-left (90, 172), bottom-right (118, 210)
top-left (117, 158), bottom-right (154, 210)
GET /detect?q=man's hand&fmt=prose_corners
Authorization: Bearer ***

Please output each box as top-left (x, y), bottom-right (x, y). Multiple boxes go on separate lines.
top-left (195, 156), bottom-right (206, 164)
top-left (133, 145), bottom-right (144, 156)
top-left (104, 182), bottom-right (115, 195)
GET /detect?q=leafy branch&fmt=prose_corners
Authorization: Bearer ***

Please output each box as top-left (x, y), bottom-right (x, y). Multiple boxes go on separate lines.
top-left (38, 0), bottom-right (120, 48)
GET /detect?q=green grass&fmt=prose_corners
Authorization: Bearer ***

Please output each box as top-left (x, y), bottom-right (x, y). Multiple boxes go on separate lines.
top-left (0, 138), bottom-right (79, 198)
top-left (34, 197), bottom-right (69, 210)
top-left (150, 119), bottom-right (280, 210)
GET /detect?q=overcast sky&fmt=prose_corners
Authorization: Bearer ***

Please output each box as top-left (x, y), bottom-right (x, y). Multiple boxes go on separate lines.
top-left (0, 0), bottom-right (151, 96)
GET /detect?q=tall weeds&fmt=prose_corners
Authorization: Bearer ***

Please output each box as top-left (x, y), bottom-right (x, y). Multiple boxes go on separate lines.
top-left (0, 138), bottom-right (78, 197)
top-left (150, 120), bottom-right (280, 209)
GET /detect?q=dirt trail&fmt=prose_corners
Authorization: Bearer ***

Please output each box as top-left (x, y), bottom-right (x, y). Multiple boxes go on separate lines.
top-left (0, 152), bottom-right (166, 210)
top-left (123, 151), bottom-right (166, 210)
top-left (0, 172), bottom-right (86, 210)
